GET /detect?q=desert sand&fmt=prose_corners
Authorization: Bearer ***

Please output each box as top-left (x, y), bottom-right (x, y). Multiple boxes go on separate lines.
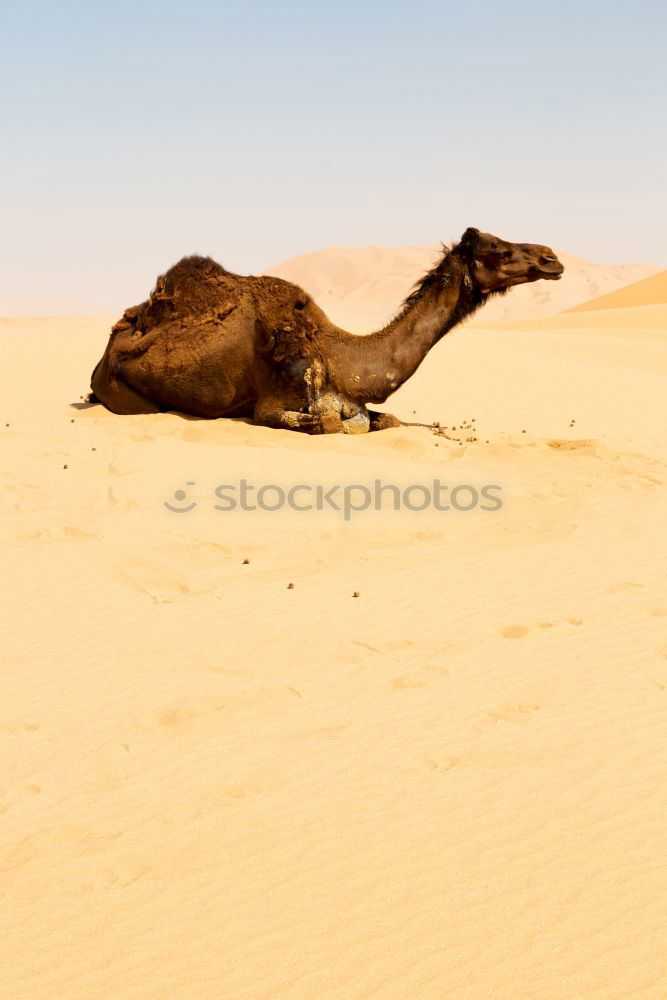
top-left (2, 277), bottom-right (667, 997)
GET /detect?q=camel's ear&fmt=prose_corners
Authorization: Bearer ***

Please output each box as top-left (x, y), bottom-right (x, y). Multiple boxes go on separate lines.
top-left (460, 227), bottom-right (480, 248)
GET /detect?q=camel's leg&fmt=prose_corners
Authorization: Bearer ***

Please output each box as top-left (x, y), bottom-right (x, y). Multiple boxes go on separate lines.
top-left (254, 402), bottom-right (344, 435)
top-left (368, 410), bottom-right (402, 431)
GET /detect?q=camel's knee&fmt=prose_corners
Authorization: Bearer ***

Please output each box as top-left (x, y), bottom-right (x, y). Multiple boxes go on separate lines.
top-left (341, 410), bottom-right (370, 434)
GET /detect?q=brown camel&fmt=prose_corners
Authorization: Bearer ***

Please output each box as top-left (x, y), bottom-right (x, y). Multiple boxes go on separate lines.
top-left (90, 228), bottom-right (563, 433)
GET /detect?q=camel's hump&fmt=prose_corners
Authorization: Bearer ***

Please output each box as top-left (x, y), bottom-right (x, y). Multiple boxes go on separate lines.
top-left (146, 255), bottom-right (238, 314)
top-left (156, 255), bottom-right (230, 290)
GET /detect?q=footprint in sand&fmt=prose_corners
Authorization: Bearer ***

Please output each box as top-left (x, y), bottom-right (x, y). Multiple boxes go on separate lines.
top-left (12, 525), bottom-right (97, 543)
top-left (157, 706), bottom-right (202, 728)
top-left (501, 625), bottom-right (531, 639)
top-left (487, 703), bottom-right (540, 723)
top-left (391, 675), bottom-right (428, 689)
top-left (0, 722), bottom-right (40, 734)
top-left (149, 694), bottom-right (266, 735)
top-left (425, 755), bottom-right (460, 772)
top-left (106, 486), bottom-right (137, 510)
top-left (471, 702), bottom-right (540, 735)
top-left (501, 619), bottom-right (583, 639)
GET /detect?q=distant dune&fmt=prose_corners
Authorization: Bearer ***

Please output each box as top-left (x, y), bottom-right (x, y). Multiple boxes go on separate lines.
top-left (264, 246), bottom-right (657, 330)
top-left (565, 267), bottom-right (667, 313)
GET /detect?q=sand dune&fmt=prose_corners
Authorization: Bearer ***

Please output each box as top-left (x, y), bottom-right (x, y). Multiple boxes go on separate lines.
top-left (265, 246), bottom-right (657, 330)
top-left (565, 266), bottom-right (667, 312)
top-left (2, 304), bottom-right (667, 999)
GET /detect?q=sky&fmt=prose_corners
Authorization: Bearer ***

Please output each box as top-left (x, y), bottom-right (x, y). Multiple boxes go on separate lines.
top-left (1, 0), bottom-right (665, 314)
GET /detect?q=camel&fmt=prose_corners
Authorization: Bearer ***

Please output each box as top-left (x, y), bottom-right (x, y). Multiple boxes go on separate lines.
top-left (90, 228), bottom-right (563, 433)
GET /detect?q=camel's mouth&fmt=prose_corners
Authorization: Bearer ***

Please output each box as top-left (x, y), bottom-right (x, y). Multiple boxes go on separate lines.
top-left (528, 261), bottom-right (564, 282)
top-left (499, 262), bottom-right (564, 290)
top-left (538, 267), bottom-right (564, 281)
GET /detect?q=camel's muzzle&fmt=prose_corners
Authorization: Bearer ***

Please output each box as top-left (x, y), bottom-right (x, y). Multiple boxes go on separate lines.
top-left (529, 250), bottom-right (564, 281)
top-left (534, 262), bottom-right (564, 281)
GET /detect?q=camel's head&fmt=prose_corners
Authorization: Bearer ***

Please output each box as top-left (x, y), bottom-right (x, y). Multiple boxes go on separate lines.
top-left (457, 228), bottom-right (564, 294)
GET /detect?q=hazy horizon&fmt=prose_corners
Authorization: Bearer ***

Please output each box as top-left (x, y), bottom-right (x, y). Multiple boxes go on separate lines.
top-left (2, 0), bottom-right (665, 314)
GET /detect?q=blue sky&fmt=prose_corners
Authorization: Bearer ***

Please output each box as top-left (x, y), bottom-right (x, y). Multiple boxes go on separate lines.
top-left (1, 0), bottom-right (665, 313)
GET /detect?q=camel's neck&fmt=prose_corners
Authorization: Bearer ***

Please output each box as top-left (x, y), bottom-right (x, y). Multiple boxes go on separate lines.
top-left (326, 254), bottom-right (484, 403)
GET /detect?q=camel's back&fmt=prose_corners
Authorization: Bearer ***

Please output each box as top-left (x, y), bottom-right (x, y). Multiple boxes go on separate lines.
top-left (121, 256), bottom-right (317, 330)
top-left (101, 255), bottom-right (330, 373)
top-left (152, 256), bottom-right (314, 309)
